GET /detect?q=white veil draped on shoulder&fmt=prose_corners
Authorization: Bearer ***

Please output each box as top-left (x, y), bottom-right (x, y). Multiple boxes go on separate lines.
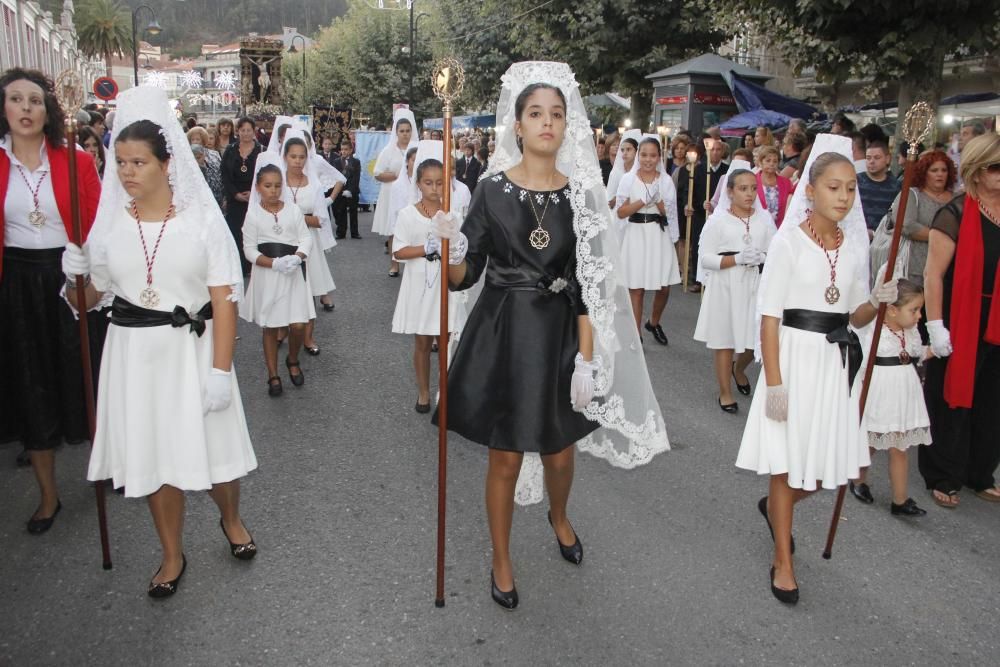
top-left (484, 62), bottom-right (670, 504)
top-left (89, 86), bottom-right (243, 302)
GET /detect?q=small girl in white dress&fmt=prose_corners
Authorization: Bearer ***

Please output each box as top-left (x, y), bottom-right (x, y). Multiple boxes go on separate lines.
top-left (391, 158), bottom-right (457, 413)
top-left (239, 161), bottom-right (314, 396)
top-left (850, 279), bottom-right (931, 517)
top-left (387, 147), bottom-right (418, 277)
top-left (694, 166), bottom-right (776, 413)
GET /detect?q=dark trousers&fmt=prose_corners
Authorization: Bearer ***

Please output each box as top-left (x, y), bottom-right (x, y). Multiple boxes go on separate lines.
top-left (335, 195), bottom-right (359, 237)
top-left (225, 200), bottom-right (251, 274)
top-left (919, 341), bottom-right (1000, 493)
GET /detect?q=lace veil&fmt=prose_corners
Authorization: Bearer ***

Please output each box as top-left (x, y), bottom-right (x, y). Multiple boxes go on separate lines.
top-left (754, 133), bottom-right (870, 358)
top-left (484, 62), bottom-right (670, 504)
top-left (89, 86), bottom-right (243, 301)
top-left (606, 128), bottom-right (642, 203)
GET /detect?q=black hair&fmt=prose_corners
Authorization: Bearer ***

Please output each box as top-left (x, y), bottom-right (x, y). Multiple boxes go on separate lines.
top-left (622, 138), bottom-right (638, 151)
top-left (405, 147), bottom-right (419, 160)
top-left (77, 125), bottom-right (106, 176)
top-left (255, 163), bottom-right (282, 184)
top-left (893, 278), bottom-right (923, 307)
top-left (115, 120), bottom-right (170, 162)
top-left (0, 67), bottom-right (66, 147)
top-left (415, 158), bottom-right (443, 181)
top-left (726, 168), bottom-right (755, 189)
top-left (477, 146), bottom-right (489, 164)
top-left (808, 151), bottom-right (853, 183)
top-left (638, 137), bottom-right (662, 155)
top-left (283, 137), bottom-right (307, 156)
top-left (88, 111), bottom-right (105, 127)
top-left (236, 116), bottom-right (255, 130)
top-left (340, 139), bottom-right (354, 150)
top-left (513, 83), bottom-right (567, 151)
top-left (396, 118), bottom-right (412, 130)
top-left (848, 131), bottom-right (866, 153)
top-left (867, 139), bottom-right (889, 154)
top-left (784, 132), bottom-right (807, 152)
top-left (276, 123), bottom-right (291, 141)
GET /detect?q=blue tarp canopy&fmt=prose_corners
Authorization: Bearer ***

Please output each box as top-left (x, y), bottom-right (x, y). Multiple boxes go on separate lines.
top-left (719, 109), bottom-right (792, 134)
top-left (727, 72), bottom-right (820, 119)
top-left (423, 113), bottom-right (496, 130)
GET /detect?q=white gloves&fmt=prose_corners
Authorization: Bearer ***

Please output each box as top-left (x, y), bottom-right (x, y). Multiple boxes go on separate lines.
top-left (424, 237), bottom-right (441, 257)
top-left (570, 353), bottom-right (600, 411)
top-left (202, 368), bottom-right (232, 415)
top-left (869, 263), bottom-right (899, 308)
top-left (926, 320), bottom-right (953, 357)
top-left (643, 186), bottom-right (661, 206)
top-left (431, 211), bottom-right (468, 265)
top-left (765, 384), bottom-right (788, 422)
top-left (342, 191), bottom-right (352, 198)
top-left (272, 255), bottom-right (302, 274)
top-left (62, 243), bottom-right (90, 278)
top-left (735, 248), bottom-right (765, 266)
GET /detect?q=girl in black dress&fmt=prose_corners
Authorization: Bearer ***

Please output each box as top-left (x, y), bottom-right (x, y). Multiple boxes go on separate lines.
top-left (432, 62), bottom-right (670, 610)
top-left (221, 117), bottom-right (262, 275)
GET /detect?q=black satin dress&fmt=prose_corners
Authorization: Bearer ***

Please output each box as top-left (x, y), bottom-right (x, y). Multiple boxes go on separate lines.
top-left (433, 172), bottom-right (598, 454)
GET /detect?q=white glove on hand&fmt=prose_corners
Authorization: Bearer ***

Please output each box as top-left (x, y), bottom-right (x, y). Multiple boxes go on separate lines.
top-left (62, 243), bottom-right (90, 278)
top-left (284, 255), bottom-right (303, 274)
top-left (570, 353), bottom-right (599, 411)
top-left (271, 256), bottom-right (290, 273)
top-left (869, 263), bottom-right (899, 307)
top-left (424, 237), bottom-right (441, 257)
top-left (202, 368), bottom-right (232, 415)
top-left (765, 384), bottom-right (788, 422)
top-left (342, 191), bottom-right (352, 198)
top-left (735, 248), bottom-right (764, 266)
top-left (926, 320), bottom-right (953, 357)
top-left (431, 210), bottom-right (460, 240)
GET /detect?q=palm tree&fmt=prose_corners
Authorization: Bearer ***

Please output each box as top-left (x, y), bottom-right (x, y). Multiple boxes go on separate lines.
top-left (76, 0), bottom-right (133, 77)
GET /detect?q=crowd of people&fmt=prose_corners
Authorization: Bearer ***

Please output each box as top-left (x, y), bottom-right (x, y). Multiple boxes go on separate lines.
top-left (2, 61), bottom-right (998, 613)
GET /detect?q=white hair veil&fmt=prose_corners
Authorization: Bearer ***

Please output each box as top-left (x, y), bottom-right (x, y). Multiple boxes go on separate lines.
top-left (280, 129), bottom-right (337, 250)
top-left (265, 115), bottom-right (295, 154)
top-left (486, 62), bottom-right (670, 504)
top-left (606, 128), bottom-right (642, 201)
top-left (89, 86), bottom-right (243, 301)
top-left (754, 133), bottom-right (870, 358)
top-left (614, 133), bottom-right (680, 241)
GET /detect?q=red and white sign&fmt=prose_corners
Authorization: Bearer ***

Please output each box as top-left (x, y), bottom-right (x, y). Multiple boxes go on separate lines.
top-left (693, 93), bottom-right (735, 106)
top-left (656, 95), bottom-right (688, 105)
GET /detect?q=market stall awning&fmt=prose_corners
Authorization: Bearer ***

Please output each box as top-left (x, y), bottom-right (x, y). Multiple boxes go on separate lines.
top-left (726, 72), bottom-right (820, 119)
top-left (719, 109), bottom-right (792, 136)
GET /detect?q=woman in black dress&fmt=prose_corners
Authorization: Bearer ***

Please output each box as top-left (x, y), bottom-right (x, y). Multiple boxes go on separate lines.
top-left (433, 62), bottom-right (669, 610)
top-left (221, 117), bottom-right (262, 275)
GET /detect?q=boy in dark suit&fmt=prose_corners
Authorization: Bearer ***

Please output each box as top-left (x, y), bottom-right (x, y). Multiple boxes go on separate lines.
top-left (333, 139), bottom-right (362, 239)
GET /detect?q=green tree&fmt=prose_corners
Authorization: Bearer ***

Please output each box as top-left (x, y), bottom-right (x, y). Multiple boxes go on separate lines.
top-left (731, 0), bottom-right (1000, 140)
top-left (497, 0), bottom-right (729, 129)
top-left (76, 0), bottom-right (134, 76)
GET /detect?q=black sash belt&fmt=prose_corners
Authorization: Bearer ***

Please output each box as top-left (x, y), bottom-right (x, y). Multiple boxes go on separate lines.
top-left (258, 242), bottom-right (306, 278)
top-left (111, 297), bottom-right (213, 337)
top-left (874, 355), bottom-right (918, 367)
top-left (782, 308), bottom-right (862, 392)
top-left (628, 213), bottom-right (667, 232)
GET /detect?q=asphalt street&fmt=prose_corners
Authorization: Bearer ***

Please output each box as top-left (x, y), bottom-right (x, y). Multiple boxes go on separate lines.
top-left (2, 209), bottom-right (998, 666)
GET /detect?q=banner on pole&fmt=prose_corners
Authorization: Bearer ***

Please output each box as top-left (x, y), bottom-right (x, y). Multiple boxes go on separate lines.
top-left (354, 131), bottom-right (390, 205)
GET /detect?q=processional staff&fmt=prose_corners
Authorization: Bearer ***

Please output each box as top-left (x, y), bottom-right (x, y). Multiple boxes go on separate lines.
top-left (822, 102), bottom-right (935, 559)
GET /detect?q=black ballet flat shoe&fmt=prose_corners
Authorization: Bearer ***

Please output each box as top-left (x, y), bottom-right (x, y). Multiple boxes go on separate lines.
top-left (148, 555), bottom-right (187, 599)
top-left (758, 496), bottom-right (795, 554)
top-left (220, 518), bottom-right (258, 560)
top-left (305, 345), bottom-right (321, 356)
top-left (890, 498), bottom-right (927, 517)
top-left (732, 362), bottom-right (752, 396)
top-left (415, 401), bottom-right (431, 414)
top-left (334, 233), bottom-right (346, 240)
top-left (547, 511), bottom-right (584, 565)
top-left (26, 500), bottom-right (62, 535)
top-left (769, 566), bottom-right (799, 605)
top-left (719, 398), bottom-right (739, 414)
top-left (322, 302), bottom-right (335, 312)
top-left (16, 448), bottom-right (31, 467)
top-left (388, 270), bottom-right (400, 278)
top-left (644, 321), bottom-right (669, 346)
top-left (431, 341), bottom-right (439, 353)
top-left (267, 376), bottom-right (283, 397)
top-left (849, 481), bottom-right (875, 505)
top-left (285, 358), bottom-right (305, 387)
top-left (351, 234), bottom-right (362, 239)
top-left (490, 570), bottom-right (518, 611)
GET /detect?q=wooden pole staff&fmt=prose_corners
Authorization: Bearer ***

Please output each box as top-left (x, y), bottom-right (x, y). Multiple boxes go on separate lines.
top-left (430, 57), bottom-right (464, 607)
top-left (55, 70), bottom-right (112, 570)
top-left (682, 150), bottom-right (698, 291)
top-left (822, 102), bottom-right (935, 559)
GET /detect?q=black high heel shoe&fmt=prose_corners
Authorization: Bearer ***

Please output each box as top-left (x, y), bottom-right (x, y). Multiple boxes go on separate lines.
top-left (148, 555), bottom-right (187, 599)
top-left (758, 496), bottom-right (795, 554)
top-left (769, 566), bottom-right (799, 605)
top-left (547, 511), bottom-right (583, 565)
top-left (220, 518), bottom-right (258, 560)
top-left (490, 570), bottom-right (518, 610)
top-left (285, 357), bottom-right (305, 387)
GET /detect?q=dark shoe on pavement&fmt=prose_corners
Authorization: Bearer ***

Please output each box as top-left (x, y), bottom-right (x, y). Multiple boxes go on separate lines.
top-left (415, 401), bottom-right (431, 414)
top-left (547, 511), bottom-right (583, 565)
top-left (220, 518), bottom-right (258, 560)
top-left (644, 321), bottom-right (669, 345)
top-left (849, 481), bottom-right (875, 504)
top-left (351, 234), bottom-right (362, 239)
top-left (490, 570), bottom-right (518, 611)
top-left (890, 498), bottom-right (927, 517)
top-left (267, 376), bottom-right (283, 397)
top-left (26, 500), bottom-right (62, 534)
top-left (148, 555), bottom-right (187, 599)
top-left (770, 566), bottom-right (799, 605)
top-left (732, 362), bottom-right (752, 396)
top-left (719, 398), bottom-right (738, 414)
top-left (16, 448), bottom-right (31, 467)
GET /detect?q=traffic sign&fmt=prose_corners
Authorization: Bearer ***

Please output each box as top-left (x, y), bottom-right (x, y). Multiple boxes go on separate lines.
top-left (93, 77), bottom-right (118, 101)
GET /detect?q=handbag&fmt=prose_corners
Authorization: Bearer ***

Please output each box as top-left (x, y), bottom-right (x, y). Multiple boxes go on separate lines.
top-left (869, 187), bottom-right (915, 287)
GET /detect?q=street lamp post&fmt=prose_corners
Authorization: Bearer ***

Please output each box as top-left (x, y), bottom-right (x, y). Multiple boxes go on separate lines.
top-left (131, 5), bottom-right (162, 87)
top-left (288, 35), bottom-right (307, 108)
